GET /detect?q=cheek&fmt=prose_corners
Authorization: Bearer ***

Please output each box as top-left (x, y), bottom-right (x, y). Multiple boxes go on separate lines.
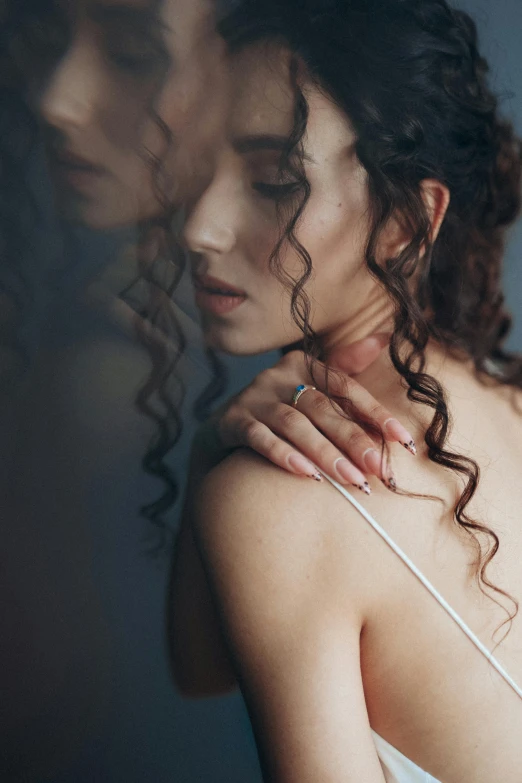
top-left (227, 191), bottom-right (285, 277)
top-left (298, 180), bottom-right (370, 283)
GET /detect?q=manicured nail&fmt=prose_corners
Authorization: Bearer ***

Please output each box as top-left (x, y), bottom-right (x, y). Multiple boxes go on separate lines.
top-left (383, 418), bottom-right (416, 455)
top-left (287, 453), bottom-right (322, 480)
top-left (362, 448), bottom-right (382, 475)
top-left (403, 440), bottom-right (417, 456)
top-left (334, 458), bottom-right (367, 487)
top-left (352, 482), bottom-right (371, 496)
top-left (381, 476), bottom-right (397, 492)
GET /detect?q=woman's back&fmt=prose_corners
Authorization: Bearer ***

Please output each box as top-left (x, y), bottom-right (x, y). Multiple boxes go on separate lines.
top-left (195, 345), bottom-right (522, 782)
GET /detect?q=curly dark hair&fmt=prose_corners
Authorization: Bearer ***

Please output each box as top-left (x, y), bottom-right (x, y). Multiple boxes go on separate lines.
top-left (219, 0), bottom-right (522, 635)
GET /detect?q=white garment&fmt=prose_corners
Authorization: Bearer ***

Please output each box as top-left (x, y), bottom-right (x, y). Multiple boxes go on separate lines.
top-left (372, 731), bottom-right (440, 782)
top-left (319, 471), bottom-right (522, 783)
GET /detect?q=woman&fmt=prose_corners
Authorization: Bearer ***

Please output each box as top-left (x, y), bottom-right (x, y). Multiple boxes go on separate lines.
top-left (171, 0), bottom-right (522, 781)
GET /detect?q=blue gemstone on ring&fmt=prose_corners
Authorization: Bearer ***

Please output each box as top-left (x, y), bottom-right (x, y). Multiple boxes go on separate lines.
top-left (296, 384), bottom-right (306, 392)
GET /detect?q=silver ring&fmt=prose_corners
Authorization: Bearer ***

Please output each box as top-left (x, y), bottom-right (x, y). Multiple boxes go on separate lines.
top-left (291, 384), bottom-right (317, 407)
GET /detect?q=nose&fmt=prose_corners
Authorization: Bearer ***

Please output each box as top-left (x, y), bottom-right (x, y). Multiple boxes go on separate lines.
top-left (39, 41), bottom-right (101, 132)
top-left (183, 174), bottom-right (238, 256)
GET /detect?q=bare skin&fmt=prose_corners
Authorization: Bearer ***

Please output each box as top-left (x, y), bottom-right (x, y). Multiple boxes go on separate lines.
top-left (213, 337), bottom-right (416, 486)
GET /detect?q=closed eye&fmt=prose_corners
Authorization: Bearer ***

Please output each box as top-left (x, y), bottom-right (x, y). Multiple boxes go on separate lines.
top-left (90, 4), bottom-right (170, 77)
top-left (106, 45), bottom-right (166, 75)
top-left (253, 181), bottom-right (302, 200)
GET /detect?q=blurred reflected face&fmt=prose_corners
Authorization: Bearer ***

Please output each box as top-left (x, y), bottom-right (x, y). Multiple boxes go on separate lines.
top-left (34, 0), bottom-right (227, 229)
top-left (184, 43), bottom-right (385, 356)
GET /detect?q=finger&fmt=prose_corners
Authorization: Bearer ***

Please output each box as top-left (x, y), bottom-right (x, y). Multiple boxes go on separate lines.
top-left (260, 403), bottom-right (372, 492)
top-left (328, 333), bottom-right (390, 376)
top-left (237, 418), bottom-right (324, 483)
top-left (282, 346), bottom-right (414, 455)
top-left (238, 411), bottom-right (372, 493)
top-left (290, 390), bottom-right (395, 482)
top-left (219, 373), bottom-right (371, 491)
top-left (310, 370), bottom-right (417, 455)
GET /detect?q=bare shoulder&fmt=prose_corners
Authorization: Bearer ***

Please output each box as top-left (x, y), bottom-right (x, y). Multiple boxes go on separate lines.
top-left (196, 447), bottom-right (326, 529)
top-left (193, 446), bottom-right (372, 654)
top-left (194, 447), bottom-right (349, 597)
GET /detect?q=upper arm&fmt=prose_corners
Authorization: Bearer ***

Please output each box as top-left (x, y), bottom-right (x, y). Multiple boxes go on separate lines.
top-left (194, 450), bottom-right (386, 783)
top-left (168, 515), bottom-right (239, 697)
top-left (168, 428), bottom-right (240, 698)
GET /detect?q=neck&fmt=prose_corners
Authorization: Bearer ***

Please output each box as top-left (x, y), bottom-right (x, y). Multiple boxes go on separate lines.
top-left (318, 289), bottom-right (395, 361)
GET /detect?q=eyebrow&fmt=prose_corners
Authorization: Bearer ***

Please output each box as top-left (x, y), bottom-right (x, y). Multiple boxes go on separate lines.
top-left (233, 135), bottom-right (315, 163)
top-left (88, 2), bottom-right (169, 32)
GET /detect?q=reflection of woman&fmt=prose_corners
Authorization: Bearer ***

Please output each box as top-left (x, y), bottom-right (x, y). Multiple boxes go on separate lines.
top-left (171, 1), bottom-right (522, 781)
top-left (0, 1), bottom-right (229, 779)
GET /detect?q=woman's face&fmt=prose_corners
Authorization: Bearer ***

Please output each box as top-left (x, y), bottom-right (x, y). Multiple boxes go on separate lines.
top-left (36, 0), bottom-right (228, 229)
top-left (184, 43), bottom-right (391, 356)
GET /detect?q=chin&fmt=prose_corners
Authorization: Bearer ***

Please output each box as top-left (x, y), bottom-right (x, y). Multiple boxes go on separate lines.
top-left (202, 325), bottom-right (285, 357)
top-left (204, 335), bottom-right (261, 357)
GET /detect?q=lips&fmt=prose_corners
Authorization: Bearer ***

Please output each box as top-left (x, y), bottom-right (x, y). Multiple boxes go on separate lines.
top-left (46, 147), bottom-right (107, 192)
top-left (193, 274), bottom-right (246, 297)
top-left (48, 148), bottom-right (106, 174)
top-left (193, 274), bottom-right (247, 316)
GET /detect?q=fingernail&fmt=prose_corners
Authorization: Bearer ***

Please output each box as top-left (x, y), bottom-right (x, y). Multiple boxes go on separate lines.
top-left (362, 448), bottom-right (382, 475)
top-left (352, 482), bottom-right (372, 496)
top-left (383, 418), bottom-right (416, 454)
top-left (334, 458), bottom-right (366, 487)
top-left (287, 453), bottom-right (321, 479)
top-left (381, 476), bottom-right (397, 492)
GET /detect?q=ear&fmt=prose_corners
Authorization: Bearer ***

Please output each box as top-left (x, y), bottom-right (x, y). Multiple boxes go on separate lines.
top-left (377, 178), bottom-right (451, 261)
top-left (420, 178), bottom-right (450, 244)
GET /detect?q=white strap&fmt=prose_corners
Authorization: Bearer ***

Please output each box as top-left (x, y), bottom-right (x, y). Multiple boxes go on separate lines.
top-left (320, 471), bottom-right (522, 701)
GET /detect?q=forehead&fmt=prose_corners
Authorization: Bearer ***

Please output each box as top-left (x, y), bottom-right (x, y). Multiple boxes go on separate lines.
top-left (229, 43), bottom-right (295, 138)
top-left (228, 43), bottom-right (357, 158)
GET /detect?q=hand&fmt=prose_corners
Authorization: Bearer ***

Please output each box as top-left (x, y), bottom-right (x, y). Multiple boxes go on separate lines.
top-left (216, 334), bottom-right (416, 492)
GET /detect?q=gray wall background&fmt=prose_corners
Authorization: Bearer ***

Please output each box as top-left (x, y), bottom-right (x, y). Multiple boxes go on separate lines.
top-left (2, 1), bottom-right (521, 781)
top-left (460, 0), bottom-right (522, 350)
